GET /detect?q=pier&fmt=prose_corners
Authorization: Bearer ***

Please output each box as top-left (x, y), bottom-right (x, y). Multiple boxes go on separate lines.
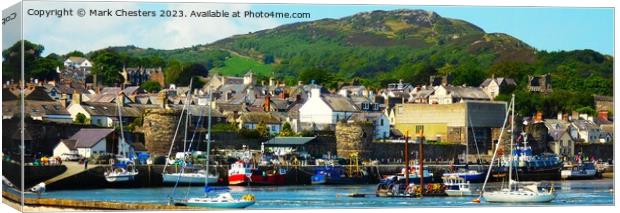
top-left (2, 190), bottom-right (200, 210)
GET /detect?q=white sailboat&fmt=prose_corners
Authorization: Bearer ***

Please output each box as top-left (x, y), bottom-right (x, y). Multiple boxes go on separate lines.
top-left (477, 94), bottom-right (556, 203)
top-left (162, 79), bottom-right (219, 185)
top-left (181, 88), bottom-right (256, 209)
top-left (105, 94), bottom-right (138, 182)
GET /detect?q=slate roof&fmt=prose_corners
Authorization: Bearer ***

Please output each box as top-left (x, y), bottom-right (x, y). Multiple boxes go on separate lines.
top-left (263, 137), bottom-right (317, 146)
top-left (442, 85), bottom-right (490, 100)
top-left (572, 120), bottom-right (599, 131)
top-left (322, 95), bottom-right (359, 112)
top-left (81, 102), bottom-right (143, 117)
top-left (480, 77), bottom-right (517, 87)
top-left (66, 57), bottom-right (88, 64)
top-left (3, 100), bottom-right (70, 118)
top-left (543, 119), bottom-right (570, 131)
top-left (238, 112), bottom-right (282, 124)
top-left (69, 128), bottom-right (114, 148)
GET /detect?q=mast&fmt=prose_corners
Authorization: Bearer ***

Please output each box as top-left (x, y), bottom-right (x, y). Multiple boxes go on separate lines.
top-left (418, 130), bottom-right (424, 197)
top-left (404, 130), bottom-right (409, 188)
top-left (478, 94), bottom-right (513, 197)
top-left (508, 94), bottom-right (515, 190)
top-left (116, 93), bottom-right (125, 158)
top-left (204, 88), bottom-right (213, 195)
top-left (162, 78), bottom-right (193, 173)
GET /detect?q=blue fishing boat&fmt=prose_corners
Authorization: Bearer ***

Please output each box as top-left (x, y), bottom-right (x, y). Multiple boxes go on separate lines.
top-left (442, 169), bottom-right (484, 183)
top-left (311, 165), bottom-right (369, 185)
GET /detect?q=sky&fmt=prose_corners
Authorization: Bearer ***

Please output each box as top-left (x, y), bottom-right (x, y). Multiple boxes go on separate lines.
top-left (11, 1), bottom-right (614, 56)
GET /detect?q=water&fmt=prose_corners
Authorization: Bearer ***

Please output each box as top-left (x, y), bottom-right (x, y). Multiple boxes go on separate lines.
top-left (31, 179), bottom-right (614, 209)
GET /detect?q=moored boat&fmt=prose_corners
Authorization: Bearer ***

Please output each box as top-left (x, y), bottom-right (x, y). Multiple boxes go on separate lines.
top-left (443, 176), bottom-right (473, 197)
top-left (163, 169), bottom-right (219, 185)
top-left (561, 162), bottom-right (597, 179)
top-left (228, 161), bottom-right (286, 186)
top-left (479, 94), bottom-right (557, 203)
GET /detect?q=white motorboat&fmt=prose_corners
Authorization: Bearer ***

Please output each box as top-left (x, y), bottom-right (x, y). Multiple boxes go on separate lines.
top-left (163, 169), bottom-right (219, 184)
top-left (105, 166), bottom-right (139, 182)
top-left (185, 192), bottom-right (255, 209)
top-left (561, 163), bottom-right (597, 179)
top-left (443, 176), bottom-right (472, 196)
top-left (476, 94), bottom-right (557, 203)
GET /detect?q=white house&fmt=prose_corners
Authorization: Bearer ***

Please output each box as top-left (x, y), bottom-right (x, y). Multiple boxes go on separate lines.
top-left (299, 87), bottom-right (359, 126)
top-left (479, 76), bottom-right (517, 99)
top-left (570, 120), bottom-right (602, 143)
top-left (58, 128), bottom-right (119, 158)
top-left (64, 57), bottom-right (93, 70)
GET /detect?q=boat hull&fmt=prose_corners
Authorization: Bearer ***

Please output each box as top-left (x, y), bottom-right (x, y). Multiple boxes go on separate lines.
top-left (105, 175), bottom-right (135, 182)
top-left (185, 201), bottom-right (255, 208)
top-left (445, 189), bottom-right (473, 197)
top-left (483, 191), bottom-right (556, 203)
top-left (163, 173), bottom-right (219, 184)
top-left (228, 173), bottom-right (285, 186)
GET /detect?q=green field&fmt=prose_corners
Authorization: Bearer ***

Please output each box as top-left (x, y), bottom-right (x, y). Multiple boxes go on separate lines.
top-left (211, 55), bottom-right (274, 77)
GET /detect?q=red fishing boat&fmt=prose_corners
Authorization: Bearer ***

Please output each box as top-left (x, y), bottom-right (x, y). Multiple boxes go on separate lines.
top-left (227, 161), bottom-right (286, 185)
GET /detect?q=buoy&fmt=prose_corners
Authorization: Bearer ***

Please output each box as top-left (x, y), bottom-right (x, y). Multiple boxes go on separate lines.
top-left (472, 197), bottom-right (481, 203)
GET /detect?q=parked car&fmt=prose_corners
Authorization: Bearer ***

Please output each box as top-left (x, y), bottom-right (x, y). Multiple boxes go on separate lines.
top-left (60, 153), bottom-right (81, 161)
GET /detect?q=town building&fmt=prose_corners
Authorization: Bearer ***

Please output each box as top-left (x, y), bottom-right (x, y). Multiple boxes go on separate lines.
top-left (527, 73), bottom-right (552, 93)
top-left (299, 86), bottom-right (359, 130)
top-left (393, 101), bottom-right (506, 153)
top-left (479, 75), bottom-right (517, 99)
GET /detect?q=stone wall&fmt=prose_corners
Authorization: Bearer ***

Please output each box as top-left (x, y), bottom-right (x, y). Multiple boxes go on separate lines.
top-left (335, 122), bottom-right (374, 159)
top-left (141, 108), bottom-right (183, 157)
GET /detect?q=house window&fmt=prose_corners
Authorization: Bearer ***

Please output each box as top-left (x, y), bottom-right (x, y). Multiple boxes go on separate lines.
top-left (415, 125), bottom-right (424, 134)
top-left (380, 119), bottom-right (384, 126)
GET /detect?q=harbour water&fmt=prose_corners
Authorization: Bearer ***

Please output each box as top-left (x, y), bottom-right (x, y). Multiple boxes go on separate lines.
top-left (29, 179), bottom-right (614, 209)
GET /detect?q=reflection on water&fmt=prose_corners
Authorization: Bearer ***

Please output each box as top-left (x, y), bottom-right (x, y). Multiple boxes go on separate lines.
top-left (32, 179), bottom-right (613, 209)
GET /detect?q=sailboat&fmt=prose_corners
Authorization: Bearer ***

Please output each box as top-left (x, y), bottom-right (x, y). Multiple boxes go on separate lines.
top-left (477, 94), bottom-right (556, 203)
top-left (162, 79), bottom-right (219, 185)
top-left (179, 88), bottom-right (256, 209)
top-left (105, 94), bottom-right (138, 182)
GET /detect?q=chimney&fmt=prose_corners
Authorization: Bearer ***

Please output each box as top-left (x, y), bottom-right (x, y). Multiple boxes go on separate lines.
top-left (572, 111), bottom-right (579, 121)
top-left (535, 111), bottom-right (543, 122)
top-left (269, 78), bottom-right (275, 86)
top-left (557, 112), bottom-right (562, 120)
top-left (157, 91), bottom-right (167, 109)
top-left (60, 94), bottom-right (68, 108)
top-left (562, 113), bottom-right (569, 121)
top-left (72, 90), bottom-right (82, 105)
top-left (264, 95), bottom-right (271, 112)
top-left (297, 81), bottom-right (303, 86)
top-left (310, 87), bottom-right (321, 98)
top-left (598, 111), bottom-right (609, 121)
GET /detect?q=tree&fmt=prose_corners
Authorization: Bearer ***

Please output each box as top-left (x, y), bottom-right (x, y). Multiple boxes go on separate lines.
top-left (279, 122), bottom-right (295, 137)
top-left (256, 121), bottom-right (270, 138)
top-left (90, 49), bottom-right (123, 85)
top-left (2, 40), bottom-right (45, 80)
top-left (164, 59), bottom-right (184, 85)
top-left (299, 69), bottom-right (332, 85)
top-left (66, 50), bottom-right (85, 57)
top-left (140, 80), bottom-right (162, 93)
top-left (74, 113), bottom-right (88, 124)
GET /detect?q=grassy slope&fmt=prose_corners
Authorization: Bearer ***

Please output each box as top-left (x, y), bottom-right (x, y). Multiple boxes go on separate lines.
top-left (210, 55), bottom-right (274, 77)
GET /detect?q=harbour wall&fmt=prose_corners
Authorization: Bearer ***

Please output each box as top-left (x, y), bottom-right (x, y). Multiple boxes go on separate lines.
top-left (574, 143), bottom-right (614, 161)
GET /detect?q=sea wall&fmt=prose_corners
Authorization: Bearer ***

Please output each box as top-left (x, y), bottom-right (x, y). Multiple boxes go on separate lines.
top-left (574, 143), bottom-right (614, 161)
